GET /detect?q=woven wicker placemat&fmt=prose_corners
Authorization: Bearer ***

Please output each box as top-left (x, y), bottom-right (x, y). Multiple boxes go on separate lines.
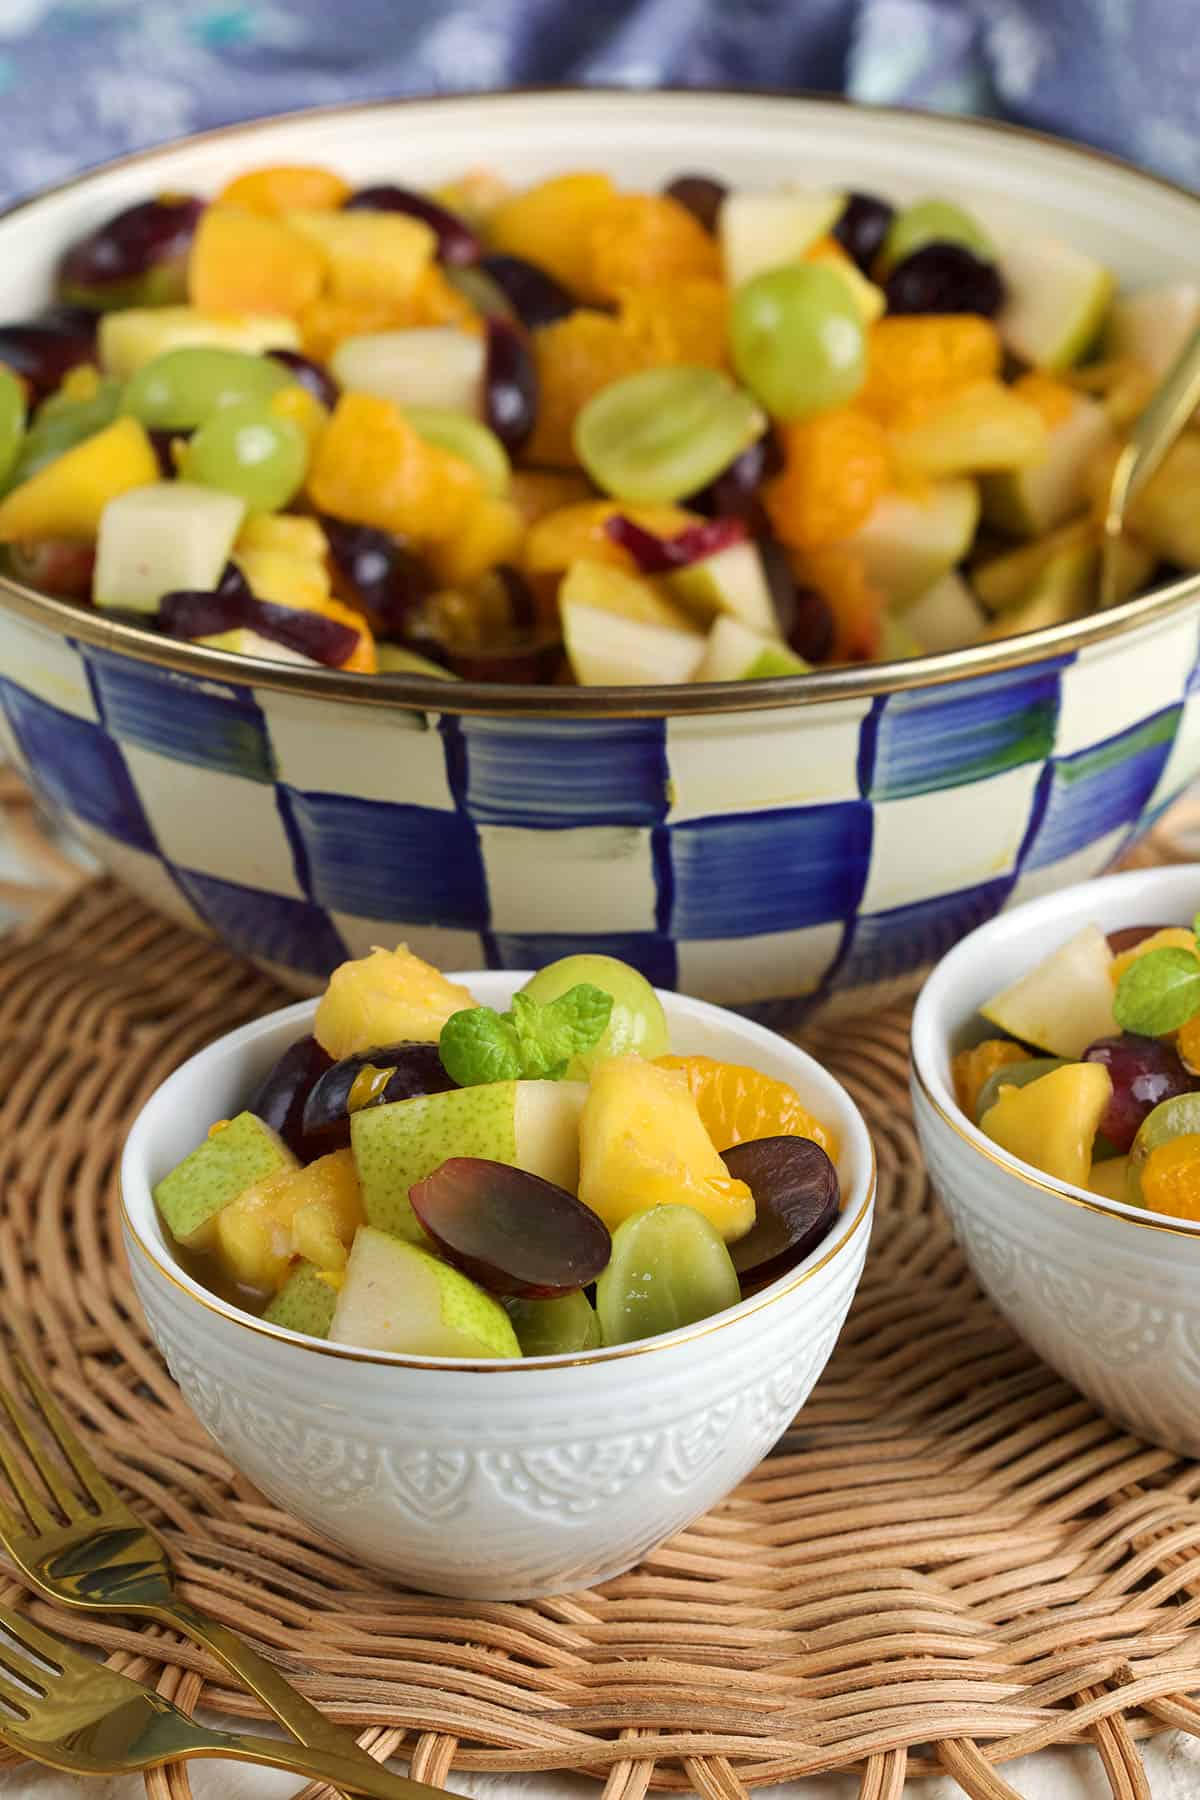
top-left (1, 797), bottom-right (1200, 1800)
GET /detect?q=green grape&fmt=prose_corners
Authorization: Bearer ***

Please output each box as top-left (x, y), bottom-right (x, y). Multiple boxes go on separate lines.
top-left (404, 406), bottom-right (510, 496)
top-left (574, 366), bottom-right (764, 504)
top-left (181, 401), bottom-right (308, 512)
top-left (122, 347), bottom-right (292, 432)
top-left (596, 1205), bottom-right (741, 1347)
top-left (520, 953), bottom-right (669, 1076)
top-left (5, 379), bottom-right (122, 491)
top-left (730, 264), bottom-right (866, 420)
top-left (506, 1291), bottom-right (601, 1357)
top-left (0, 368), bottom-right (26, 489)
top-left (879, 199), bottom-right (993, 274)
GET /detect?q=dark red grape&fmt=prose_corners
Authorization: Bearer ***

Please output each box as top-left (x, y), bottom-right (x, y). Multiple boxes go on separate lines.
top-left (721, 1137), bottom-right (840, 1287)
top-left (603, 512), bottom-right (747, 573)
top-left (441, 638), bottom-right (563, 684)
top-left (36, 303), bottom-right (99, 344)
top-left (1107, 925), bottom-right (1173, 955)
top-left (0, 321), bottom-right (95, 403)
top-left (483, 316), bottom-right (537, 453)
top-left (1082, 1034), bottom-right (1196, 1153)
top-left (688, 434), bottom-right (781, 524)
top-left (344, 184), bottom-right (479, 265)
top-left (56, 195), bottom-right (204, 310)
top-left (268, 349), bottom-right (339, 412)
top-left (477, 254), bottom-right (575, 329)
top-left (663, 173), bottom-right (727, 233)
top-left (319, 515), bottom-right (433, 635)
top-left (6, 538), bottom-right (95, 601)
top-left (301, 1040), bottom-right (456, 1152)
top-left (216, 560), bottom-right (252, 601)
top-left (248, 1034), bottom-right (334, 1160)
top-left (409, 1157), bottom-right (611, 1298)
top-left (784, 586), bottom-right (836, 663)
top-left (833, 192), bottom-right (895, 274)
top-left (885, 244), bottom-right (1005, 317)
top-left (158, 588), bottom-right (361, 667)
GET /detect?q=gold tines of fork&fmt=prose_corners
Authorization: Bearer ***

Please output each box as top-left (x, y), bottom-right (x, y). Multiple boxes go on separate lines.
top-left (0, 1351), bottom-right (435, 1800)
top-left (0, 1594), bottom-right (428, 1794)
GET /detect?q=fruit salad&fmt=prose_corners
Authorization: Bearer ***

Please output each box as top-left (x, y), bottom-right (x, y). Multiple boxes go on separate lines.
top-left (152, 948), bottom-right (842, 1356)
top-left (953, 914), bottom-right (1200, 1215)
top-left (0, 162), bottom-right (1190, 684)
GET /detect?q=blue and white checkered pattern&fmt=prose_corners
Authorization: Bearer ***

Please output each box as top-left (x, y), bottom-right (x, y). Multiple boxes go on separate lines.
top-left (2, 601), bottom-right (1199, 1022)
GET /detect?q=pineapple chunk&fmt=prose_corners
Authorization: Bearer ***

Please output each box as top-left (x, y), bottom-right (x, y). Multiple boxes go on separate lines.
top-left (214, 1147), bottom-right (363, 1293)
top-left (314, 945), bottom-right (478, 1060)
top-left (235, 513), bottom-right (329, 562)
top-left (980, 1062), bottom-right (1112, 1188)
top-left (285, 210), bottom-right (436, 305)
top-left (0, 418), bottom-right (159, 543)
top-left (578, 1055), bottom-right (755, 1242)
top-left (235, 545), bottom-right (331, 610)
top-left (98, 306), bottom-right (300, 379)
top-left (890, 380), bottom-right (1047, 480)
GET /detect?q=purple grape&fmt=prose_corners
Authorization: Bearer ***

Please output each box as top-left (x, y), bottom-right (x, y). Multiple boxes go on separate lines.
top-left (441, 638), bottom-right (563, 684)
top-left (1107, 925), bottom-right (1171, 955)
top-left (885, 244), bottom-right (1006, 317)
top-left (268, 349), bottom-right (340, 412)
top-left (36, 303), bottom-right (99, 344)
top-left (477, 253), bottom-right (575, 329)
top-left (784, 587), bottom-right (836, 664)
top-left (663, 173), bottom-right (727, 234)
top-left (833, 192), bottom-right (895, 274)
top-left (248, 1034), bottom-right (334, 1161)
top-left (56, 195), bottom-right (204, 310)
top-left (6, 538), bottom-right (95, 600)
top-left (1082, 1034), bottom-right (1196, 1153)
top-left (721, 1137), bottom-right (840, 1288)
top-left (301, 1041), bottom-right (456, 1153)
top-left (216, 560), bottom-right (252, 601)
top-left (0, 320), bottom-right (95, 403)
top-left (484, 316), bottom-right (537, 453)
top-left (158, 588), bottom-right (361, 667)
top-left (343, 184), bottom-right (480, 265)
top-left (319, 515), bottom-right (433, 636)
top-left (604, 512), bottom-right (747, 573)
top-left (688, 436), bottom-right (781, 525)
top-left (409, 1158), bottom-right (612, 1298)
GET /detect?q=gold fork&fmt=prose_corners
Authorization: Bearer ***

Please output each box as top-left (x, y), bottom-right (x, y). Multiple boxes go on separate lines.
top-left (0, 1353), bottom-right (435, 1800)
top-left (0, 1594), bottom-right (428, 1793)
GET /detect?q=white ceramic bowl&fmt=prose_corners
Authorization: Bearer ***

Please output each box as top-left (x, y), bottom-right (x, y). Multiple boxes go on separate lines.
top-left (122, 975), bottom-right (875, 1599)
top-left (911, 865), bottom-right (1200, 1456)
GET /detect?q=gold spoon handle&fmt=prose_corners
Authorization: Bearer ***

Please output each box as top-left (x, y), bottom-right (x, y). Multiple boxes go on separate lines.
top-left (1100, 322), bottom-right (1200, 608)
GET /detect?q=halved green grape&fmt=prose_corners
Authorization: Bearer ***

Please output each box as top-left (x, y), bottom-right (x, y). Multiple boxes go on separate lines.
top-left (730, 264), bottom-right (865, 420)
top-left (181, 401), bottom-right (308, 512)
top-left (0, 368), bottom-right (26, 489)
top-left (122, 346), bottom-right (292, 432)
top-left (520, 953), bottom-right (669, 1076)
top-left (574, 366), bottom-right (765, 504)
top-left (404, 406), bottom-right (511, 496)
top-left (506, 1291), bottom-right (602, 1356)
top-left (6, 378), bottom-right (123, 490)
top-left (878, 199), bottom-right (993, 275)
top-left (596, 1204), bottom-right (741, 1346)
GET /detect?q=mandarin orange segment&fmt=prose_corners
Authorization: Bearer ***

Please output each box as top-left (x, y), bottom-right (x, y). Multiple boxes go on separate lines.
top-left (486, 173), bottom-right (619, 297)
top-left (523, 499), bottom-right (699, 576)
top-left (586, 194), bottom-right (720, 302)
top-left (426, 496), bottom-right (525, 586)
top-left (1140, 1133), bottom-right (1200, 1219)
top-left (952, 1039), bottom-right (1031, 1119)
top-left (508, 469), bottom-right (596, 527)
top-left (789, 545), bottom-right (886, 663)
top-left (307, 392), bottom-right (483, 543)
top-left (296, 270), bottom-right (479, 364)
top-left (525, 309), bottom-right (655, 467)
top-left (1012, 371), bottom-right (1078, 428)
top-left (617, 278), bottom-right (730, 369)
top-left (1177, 1015), bottom-right (1200, 1075)
top-left (188, 206), bottom-right (325, 319)
top-left (655, 1054), bottom-right (837, 1159)
top-left (858, 314), bottom-right (1001, 426)
top-left (215, 164), bottom-right (351, 214)
top-left (764, 409), bottom-right (890, 552)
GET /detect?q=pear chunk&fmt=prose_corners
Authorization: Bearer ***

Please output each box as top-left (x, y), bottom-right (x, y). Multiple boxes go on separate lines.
top-left (330, 1227), bottom-right (520, 1358)
top-left (153, 1112), bottom-right (297, 1251)
top-left (979, 926), bottom-right (1117, 1059)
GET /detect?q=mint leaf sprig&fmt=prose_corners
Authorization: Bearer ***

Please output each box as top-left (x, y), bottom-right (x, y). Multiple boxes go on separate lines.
top-left (1113, 936), bottom-right (1200, 1037)
top-left (440, 983), bottom-right (613, 1087)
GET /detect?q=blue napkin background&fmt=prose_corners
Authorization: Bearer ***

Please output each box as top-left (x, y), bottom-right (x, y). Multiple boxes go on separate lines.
top-left (0, 0), bottom-right (1195, 207)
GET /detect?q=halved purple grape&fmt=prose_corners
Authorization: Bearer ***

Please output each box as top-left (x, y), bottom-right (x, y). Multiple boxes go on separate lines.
top-left (833, 192), bottom-right (895, 274)
top-left (484, 317), bottom-right (537, 453)
top-left (158, 588), bottom-right (360, 667)
top-left (721, 1136), bottom-right (840, 1287)
top-left (56, 195), bottom-right (204, 310)
top-left (320, 514), bottom-right (433, 636)
top-left (248, 1033), bottom-right (334, 1160)
top-left (1082, 1034), bottom-right (1196, 1153)
top-left (268, 349), bottom-right (340, 412)
top-left (343, 184), bottom-right (480, 265)
top-left (663, 174), bottom-right (727, 234)
top-left (409, 1157), bottom-right (611, 1298)
top-left (301, 1040), bottom-right (456, 1153)
top-left (37, 303), bottom-right (99, 344)
top-left (1107, 925), bottom-right (1172, 955)
top-left (6, 539), bottom-right (95, 601)
top-left (216, 559), bottom-right (252, 601)
top-left (688, 434), bottom-right (781, 523)
top-left (885, 244), bottom-right (1005, 317)
top-left (477, 253), bottom-right (575, 329)
top-left (603, 512), bottom-right (747, 573)
top-left (0, 321), bottom-right (95, 403)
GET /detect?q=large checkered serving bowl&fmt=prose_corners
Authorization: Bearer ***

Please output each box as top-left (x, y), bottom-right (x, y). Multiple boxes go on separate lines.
top-left (1, 92), bottom-right (1199, 1024)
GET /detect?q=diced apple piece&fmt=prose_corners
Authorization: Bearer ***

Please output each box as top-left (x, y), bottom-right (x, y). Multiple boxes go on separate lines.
top-left (330, 1226), bottom-right (520, 1358)
top-left (981, 393), bottom-right (1116, 537)
top-left (980, 1062), bottom-right (1112, 1187)
top-left (93, 482), bottom-right (246, 614)
top-left (563, 602), bottom-right (704, 685)
top-left (330, 328), bottom-right (485, 416)
top-left (1127, 435), bottom-right (1200, 569)
top-left (194, 630), bottom-right (316, 663)
top-left (890, 381), bottom-right (1047, 481)
top-left (1105, 282), bottom-right (1200, 381)
top-left (980, 541), bottom-right (1096, 640)
top-left (972, 518), bottom-right (1094, 611)
top-left (665, 541), bottom-right (776, 633)
top-left (153, 1112), bottom-right (297, 1251)
top-left (376, 643), bottom-right (457, 677)
top-left (351, 1079), bottom-right (587, 1241)
top-left (560, 557), bottom-right (697, 632)
top-left (691, 614), bottom-right (808, 681)
top-left (998, 236), bottom-right (1115, 371)
top-left (718, 189), bottom-right (844, 290)
top-left (841, 478), bottom-right (979, 607)
top-left (979, 924), bottom-right (1117, 1059)
top-left (262, 1263), bottom-right (340, 1339)
top-left (313, 944), bottom-right (477, 1061)
top-left (99, 306), bottom-right (300, 379)
top-left (897, 571), bottom-right (986, 654)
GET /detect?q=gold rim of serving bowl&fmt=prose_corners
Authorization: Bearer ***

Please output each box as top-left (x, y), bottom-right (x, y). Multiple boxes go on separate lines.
top-left (3, 89), bottom-right (1200, 718)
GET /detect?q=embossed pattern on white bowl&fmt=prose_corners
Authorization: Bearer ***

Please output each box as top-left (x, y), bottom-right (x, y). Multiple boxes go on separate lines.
top-left (911, 866), bottom-right (1200, 1457)
top-left (122, 977), bottom-right (874, 1598)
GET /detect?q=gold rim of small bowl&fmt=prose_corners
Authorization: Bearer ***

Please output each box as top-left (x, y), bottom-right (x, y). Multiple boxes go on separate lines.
top-left (3, 88), bottom-right (1200, 718)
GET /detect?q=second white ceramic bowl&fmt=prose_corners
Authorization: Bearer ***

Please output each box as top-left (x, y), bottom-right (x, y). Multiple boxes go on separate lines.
top-left (911, 865), bottom-right (1200, 1457)
top-left (122, 976), bottom-right (874, 1599)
